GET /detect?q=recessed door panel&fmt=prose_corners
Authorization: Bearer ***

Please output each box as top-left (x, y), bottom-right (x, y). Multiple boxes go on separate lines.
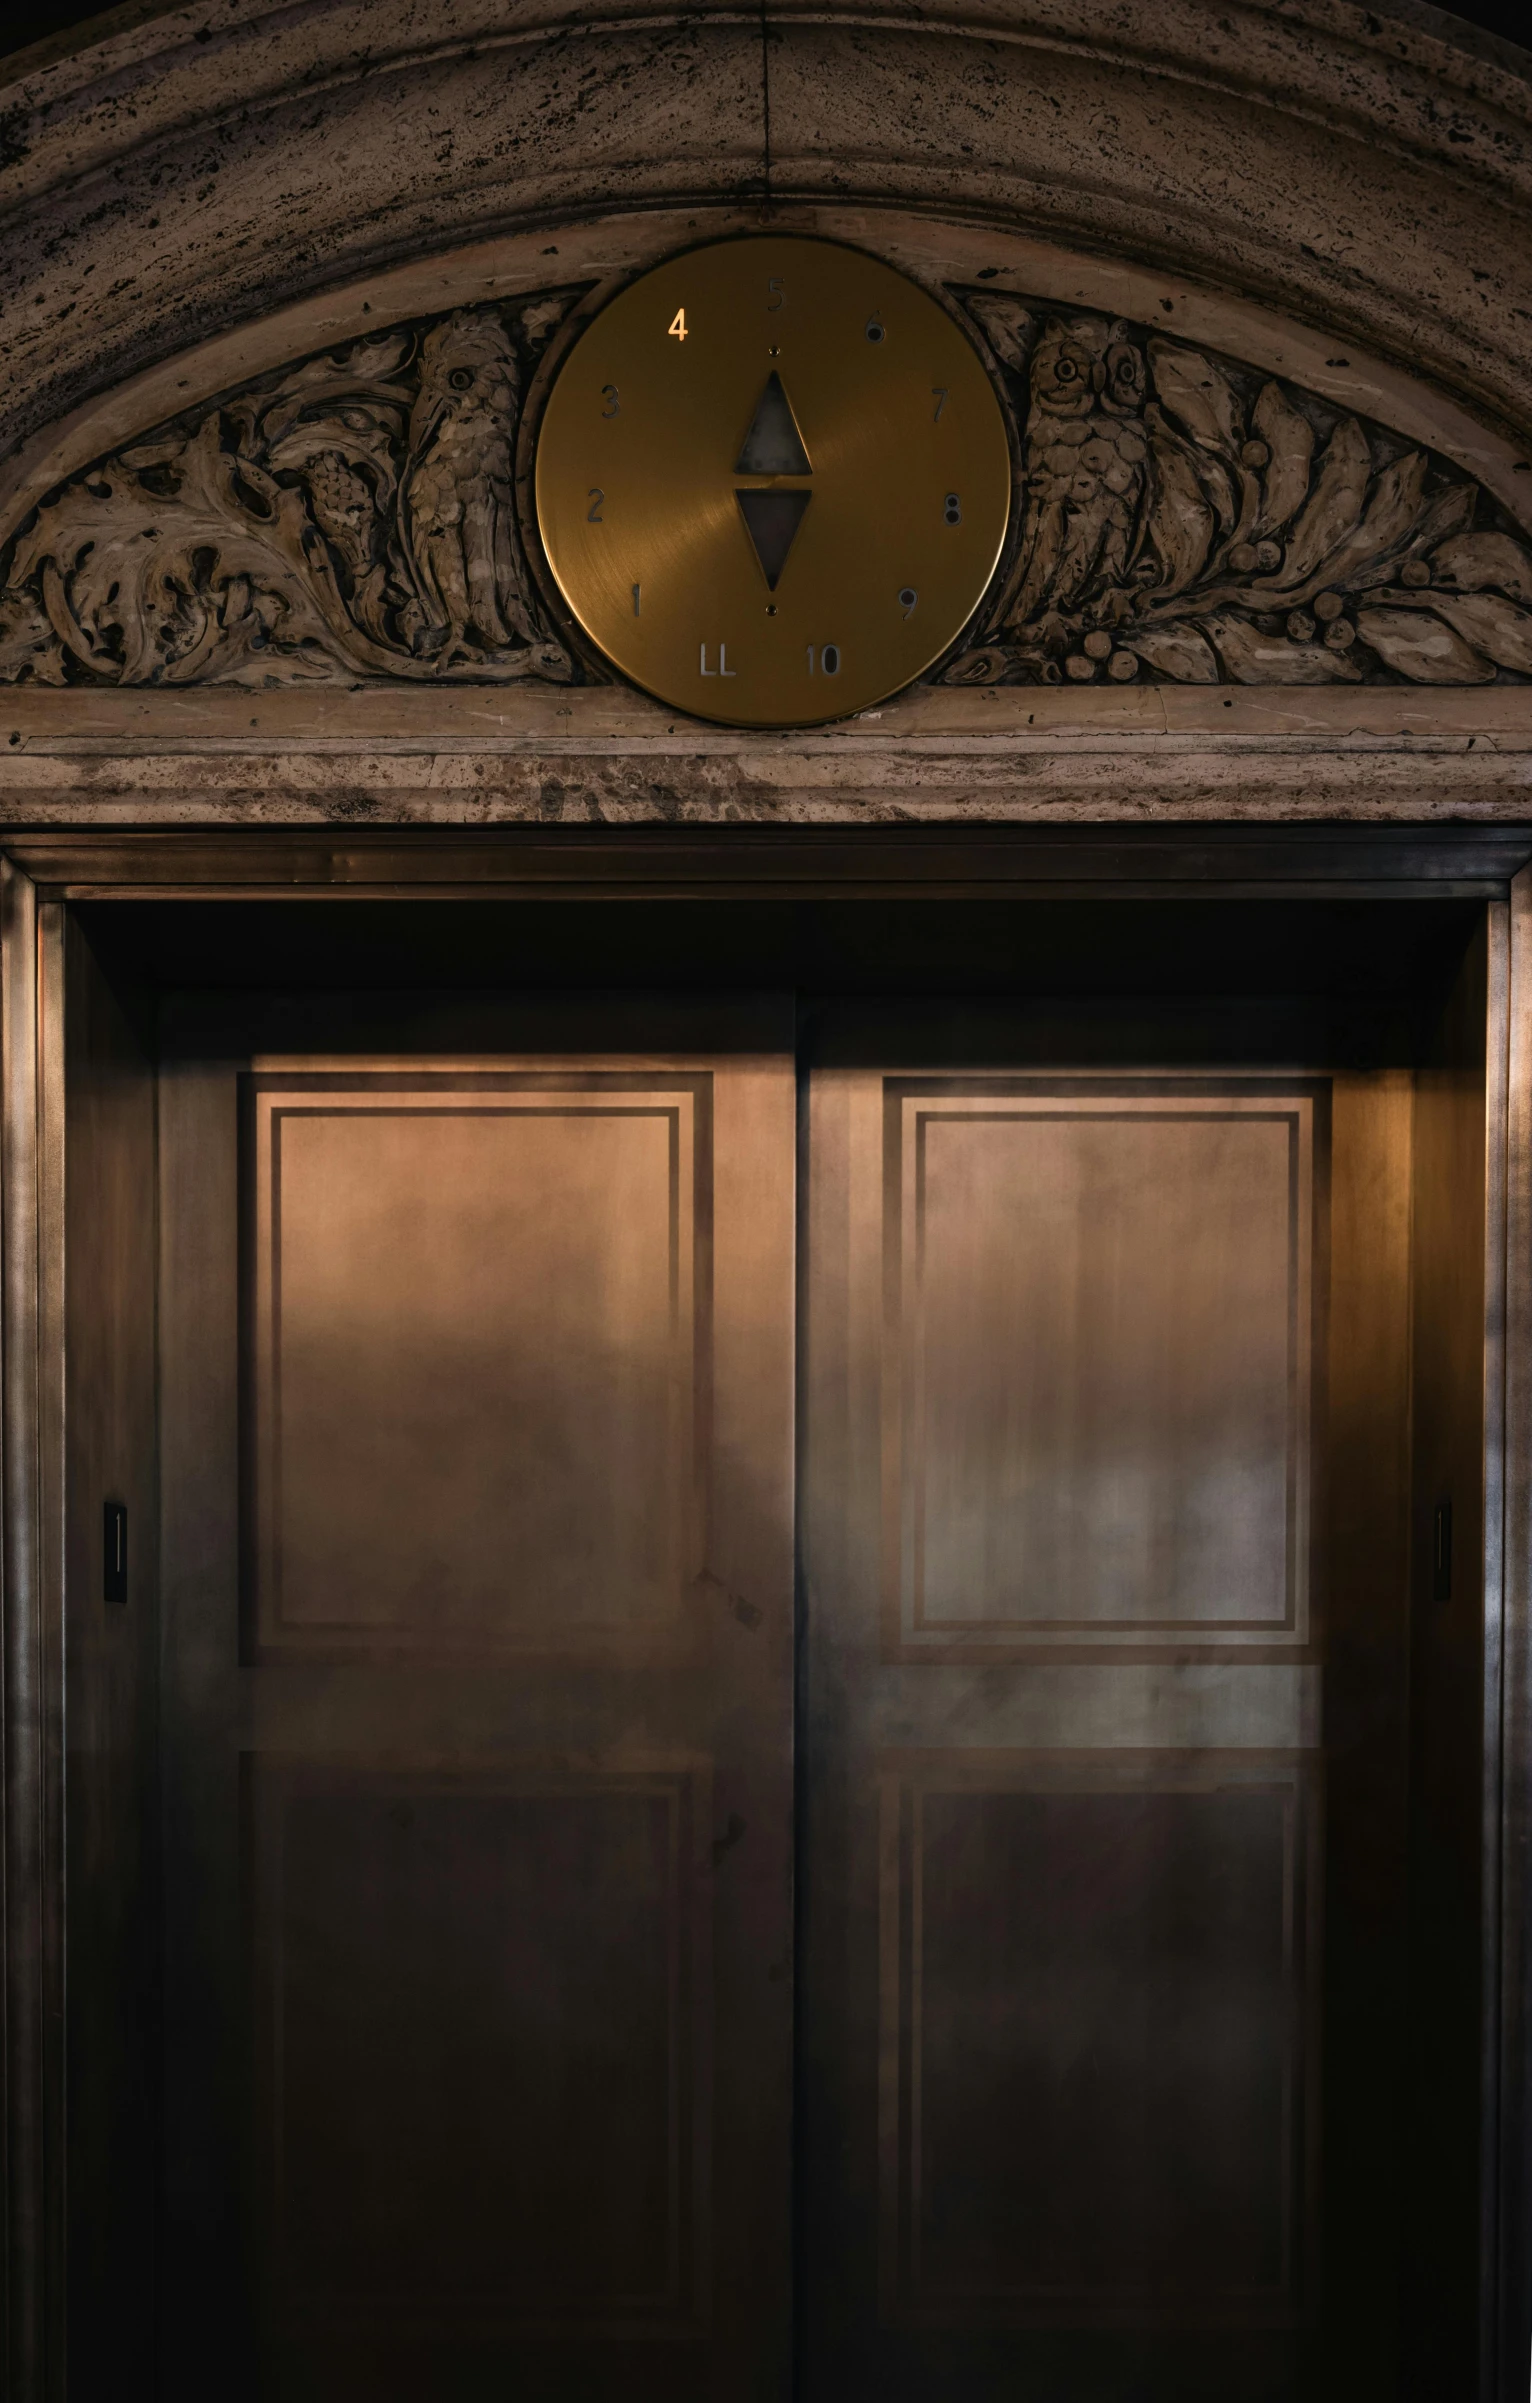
top-left (250, 1761), bottom-right (707, 2327)
top-left (884, 1085), bottom-right (1313, 1656)
top-left (878, 1752), bottom-right (1317, 2327)
top-left (246, 1074), bottom-right (708, 1655)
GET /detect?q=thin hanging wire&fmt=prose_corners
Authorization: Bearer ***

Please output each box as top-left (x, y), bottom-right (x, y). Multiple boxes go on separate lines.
top-left (760, 0), bottom-right (773, 206)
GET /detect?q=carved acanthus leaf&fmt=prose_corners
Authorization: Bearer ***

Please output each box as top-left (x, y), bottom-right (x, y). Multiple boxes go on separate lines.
top-left (945, 293), bottom-right (1532, 688)
top-left (0, 291), bottom-right (587, 689)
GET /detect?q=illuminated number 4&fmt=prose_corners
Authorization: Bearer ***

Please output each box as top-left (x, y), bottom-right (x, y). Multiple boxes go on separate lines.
top-left (668, 308), bottom-right (688, 342)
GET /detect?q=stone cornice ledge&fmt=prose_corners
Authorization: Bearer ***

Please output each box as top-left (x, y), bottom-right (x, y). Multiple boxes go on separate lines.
top-left (2, 686), bottom-right (1529, 823)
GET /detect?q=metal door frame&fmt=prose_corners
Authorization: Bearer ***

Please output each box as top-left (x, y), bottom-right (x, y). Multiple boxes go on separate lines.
top-left (4, 820), bottom-right (1531, 2401)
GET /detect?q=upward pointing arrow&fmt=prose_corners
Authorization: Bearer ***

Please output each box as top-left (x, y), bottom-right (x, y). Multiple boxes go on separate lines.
top-left (735, 372), bottom-right (812, 476)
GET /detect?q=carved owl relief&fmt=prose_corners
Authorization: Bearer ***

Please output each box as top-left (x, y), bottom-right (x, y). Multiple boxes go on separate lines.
top-left (402, 310), bottom-right (543, 663)
top-left (950, 286), bottom-right (1532, 690)
top-left (1003, 314), bottom-right (1149, 637)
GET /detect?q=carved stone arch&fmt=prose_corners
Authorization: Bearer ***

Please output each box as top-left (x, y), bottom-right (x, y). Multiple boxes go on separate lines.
top-left (0, 6), bottom-right (1530, 777)
top-left (4, 204), bottom-right (1532, 732)
top-left (0, 10), bottom-right (1528, 753)
top-left (2, 1), bottom-right (1531, 459)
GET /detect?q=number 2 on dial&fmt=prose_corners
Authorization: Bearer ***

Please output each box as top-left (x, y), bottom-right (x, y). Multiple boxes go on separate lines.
top-left (668, 308), bottom-right (688, 342)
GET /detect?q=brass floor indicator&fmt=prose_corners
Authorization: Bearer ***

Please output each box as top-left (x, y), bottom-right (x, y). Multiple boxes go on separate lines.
top-left (534, 235), bottom-right (1011, 726)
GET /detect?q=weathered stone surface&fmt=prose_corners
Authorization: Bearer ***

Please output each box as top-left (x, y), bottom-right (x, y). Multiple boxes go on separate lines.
top-left (2, 2), bottom-right (1530, 467)
top-left (2, 682), bottom-right (1530, 824)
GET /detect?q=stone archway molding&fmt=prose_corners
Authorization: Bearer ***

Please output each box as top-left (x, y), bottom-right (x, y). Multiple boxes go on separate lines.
top-left (2, 0), bottom-right (1531, 456)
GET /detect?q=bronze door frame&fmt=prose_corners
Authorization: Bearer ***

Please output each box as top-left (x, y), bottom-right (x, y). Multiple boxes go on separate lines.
top-left (4, 819), bottom-right (1532, 2403)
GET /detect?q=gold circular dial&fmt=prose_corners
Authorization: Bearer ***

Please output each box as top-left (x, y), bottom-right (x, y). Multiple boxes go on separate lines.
top-left (534, 236), bottom-right (1011, 727)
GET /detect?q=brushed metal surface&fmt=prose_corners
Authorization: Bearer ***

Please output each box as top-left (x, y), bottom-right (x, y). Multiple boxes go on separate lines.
top-left (535, 237), bottom-right (1010, 726)
top-left (797, 1031), bottom-right (1436, 2397)
top-left (876, 1750), bottom-right (1318, 2327)
top-left (246, 1074), bottom-right (705, 1656)
top-left (881, 1085), bottom-right (1314, 1657)
top-left (157, 1000), bottom-right (796, 2403)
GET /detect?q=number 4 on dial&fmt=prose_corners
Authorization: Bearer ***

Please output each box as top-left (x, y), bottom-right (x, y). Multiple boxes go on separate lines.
top-left (668, 308), bottom-right (688, 342)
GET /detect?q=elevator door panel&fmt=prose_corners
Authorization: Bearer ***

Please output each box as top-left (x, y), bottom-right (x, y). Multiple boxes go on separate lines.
top-left (799, 1055), bottom-right (1410, 2398)
top-left (157, 1005), bottom-right (795, 2403)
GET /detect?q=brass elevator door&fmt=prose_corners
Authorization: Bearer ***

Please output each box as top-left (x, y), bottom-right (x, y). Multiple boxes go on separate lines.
top-left (154, 991), bottom-right (1417, 2400)
top-left (156, 999), bottom-right (797, 2403)
top-left (797, 1036), bottom-right (1413, 2399)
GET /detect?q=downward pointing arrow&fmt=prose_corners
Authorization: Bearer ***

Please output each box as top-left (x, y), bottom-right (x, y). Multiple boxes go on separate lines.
top-left (736, 489), bottom-right (812, 590)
